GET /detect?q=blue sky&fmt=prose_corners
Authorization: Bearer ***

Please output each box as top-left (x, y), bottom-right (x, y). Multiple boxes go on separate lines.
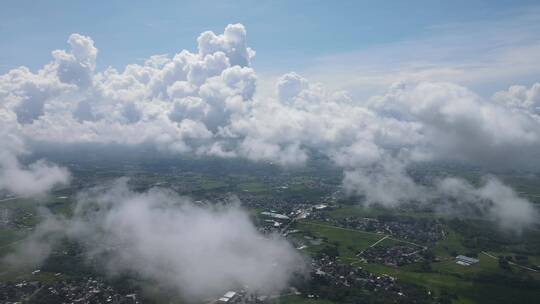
top-left (1, 0), bottom-right (540, 96)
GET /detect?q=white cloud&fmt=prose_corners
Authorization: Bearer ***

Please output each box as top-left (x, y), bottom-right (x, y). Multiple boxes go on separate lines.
top-left (493, 83), bottom-right (540, 114)
top-left (0, 129), bottom-right (70, 197)
top-left (276, 72), bottom-right (309, 104)
top-left (197, 23), bottom-right (255, 68)
top-left (0, 154), bottom-right (70, 197)
top-left (368, 81), bottom-right (540, 167)
top-left (52, 33), bottom-right (97, 88)
top-left (342, 156), bottom-right (427, 207)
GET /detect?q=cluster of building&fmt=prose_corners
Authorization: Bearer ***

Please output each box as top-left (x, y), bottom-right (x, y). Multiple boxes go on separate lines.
top-left (310, 254), bottom-right (410, 298)
top-left (256, 210), bottom-right (292, 234)
top-left (208, 248), bottom-right (421, 304)
top-left (259, 211), bottom-right (290, 220)
top-left (0, 208), bottom-right (35, 230)
top-left (210, 288), bottom-right (301, 304)
top-left (309, 212), bottom-right (445, 243)
top-left (0, 208), bottom-right (10, 228)
top-left (359, 245), bottom-right (424, 267)
top-left (455, 255), bottom-right (479, 266)
top-left (0, 277), bottom-right (140, 304)
top-left (0, 280), bottom-right (41, 304)
top-left (216, 290), bottom-right (239, 303)
top-left (256, 204), bottom-right (323, 235)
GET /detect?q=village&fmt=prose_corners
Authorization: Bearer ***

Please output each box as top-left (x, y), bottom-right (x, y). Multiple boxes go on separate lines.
top-left (0, 276), bottom-right (140, 304)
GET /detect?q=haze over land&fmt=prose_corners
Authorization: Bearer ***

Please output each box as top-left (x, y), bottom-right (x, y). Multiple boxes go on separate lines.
top-left (4, 179), bottom-right (305, 299)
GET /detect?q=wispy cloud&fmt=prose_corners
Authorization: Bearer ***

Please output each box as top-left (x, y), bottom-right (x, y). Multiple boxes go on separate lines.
top-left (301, 7), bottom-right (540, 98)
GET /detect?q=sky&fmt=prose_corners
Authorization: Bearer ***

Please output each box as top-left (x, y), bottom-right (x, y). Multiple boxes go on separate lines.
top-left (2, 0), bottom-right (540, 96)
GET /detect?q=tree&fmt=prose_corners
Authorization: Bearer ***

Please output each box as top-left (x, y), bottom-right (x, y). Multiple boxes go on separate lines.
top-left (498, 257), bottom-right (511, 271)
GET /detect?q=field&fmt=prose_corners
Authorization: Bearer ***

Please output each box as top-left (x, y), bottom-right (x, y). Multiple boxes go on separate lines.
top-left (293, 205), bottom-right (540, 304)
top-left (274, 295), bottom-right (335, 304)
top-left (294, 221), bottom-right (384, 258)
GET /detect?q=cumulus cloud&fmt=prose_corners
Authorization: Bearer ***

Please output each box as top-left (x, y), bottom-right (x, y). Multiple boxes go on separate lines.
top-left (4, 179), bottom-right (305, 300)
top-left (0, 24), bottom-right (261, 154)
top-left (276, 72), bottom-right (309, 104)
top-left (0, 23), bottom-right (539, 229)
top-left (197, 24), bottom-right (255, 68)
top-left (493, 82), bottom-right (540, 114)
top-left (368, 81), bottom-right (540, 167)
top-left (52, 33), bottom-right (97, 88)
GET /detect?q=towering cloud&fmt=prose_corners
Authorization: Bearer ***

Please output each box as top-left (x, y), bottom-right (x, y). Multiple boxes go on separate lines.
top-left (53, 33), bottom-right (97, 88)
top-left (0, 24), bottom-right (539, 228)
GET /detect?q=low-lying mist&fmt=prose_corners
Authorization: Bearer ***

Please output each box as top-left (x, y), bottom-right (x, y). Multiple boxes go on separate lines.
top-left (3, 178), bottom-right (306, 300)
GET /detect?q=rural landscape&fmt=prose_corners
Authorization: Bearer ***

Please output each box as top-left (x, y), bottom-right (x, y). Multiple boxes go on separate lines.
top-left (1, 156), bottom-right (540, 303)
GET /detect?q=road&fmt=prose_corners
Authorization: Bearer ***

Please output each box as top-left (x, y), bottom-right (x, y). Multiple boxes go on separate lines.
top-left (300, 221), bottom-right (384, 236)
top-left (0, 196), bottom-right (22, 203)
top-left (369, 235), bottom-right (389, 248)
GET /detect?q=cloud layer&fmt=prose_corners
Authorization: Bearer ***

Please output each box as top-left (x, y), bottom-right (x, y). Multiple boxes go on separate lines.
top-left (0, 24), bottom-right (539, 228)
